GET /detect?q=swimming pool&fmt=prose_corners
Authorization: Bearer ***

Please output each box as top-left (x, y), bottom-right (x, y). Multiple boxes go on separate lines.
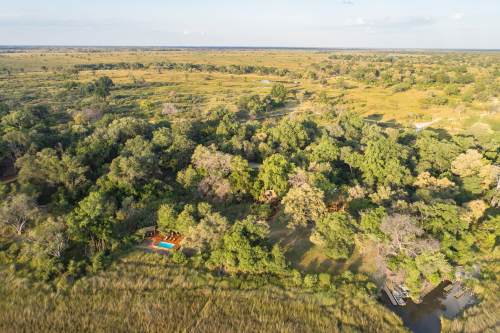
top-left (157, 242), bottom-right (175, 249)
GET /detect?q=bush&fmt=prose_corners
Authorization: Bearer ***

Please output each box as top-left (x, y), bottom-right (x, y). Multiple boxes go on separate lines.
top-left (88, 252), bottom-right (107, 274)
top-left (292, 270), bottom-right (303, 286)
top-left (258, 203), bottom-right (274, 218)
top-left (319, 273), bottom-right (331, 286)
top-left (172, 251), bottom-right (187, 264)
top-left (66, 260), bottom-right (87, 280)
top-left (304, 274), bottom-right (318, 288)
top-left (34, 257), bottom-right (64, 281)
top-left (428, 272), bottom-right (440, 286)
top-left (341, 270), bottom-right (354, 281)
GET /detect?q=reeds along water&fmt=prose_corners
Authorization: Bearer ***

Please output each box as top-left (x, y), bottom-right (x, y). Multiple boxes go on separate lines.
top-left (0, 250), bottom-right (408, 333)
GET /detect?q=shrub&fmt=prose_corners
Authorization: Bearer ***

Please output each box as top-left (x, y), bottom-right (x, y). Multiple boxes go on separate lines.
top-left (258, 203), bottom-right (274, 218)
top-left (304, 274), bottom-right (318, 288)
top-left (292, 270), bottom-right (303, 286)
top-left (319, 273), bottom-right (331, 286)
top-left (341, 270), bottom-right (354, 281)
top-left (88, 252), bottom-right (107, 274)
top-left (172, 251), bottom-right (187, 264)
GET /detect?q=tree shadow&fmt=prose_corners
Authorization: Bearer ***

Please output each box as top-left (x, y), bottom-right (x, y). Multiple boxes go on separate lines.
top-left (365, 113), bottom-right (384, 121)
top-left (425, 127), bottom-right (453, 140)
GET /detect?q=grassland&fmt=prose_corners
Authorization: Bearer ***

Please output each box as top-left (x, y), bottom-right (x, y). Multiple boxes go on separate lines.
top-left (0, 249), bottom-right (409, 333)
top-left (1, 48), bottom-right (499, 131)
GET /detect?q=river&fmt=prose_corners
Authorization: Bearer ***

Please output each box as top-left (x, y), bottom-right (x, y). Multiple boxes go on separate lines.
top-left (382, 281), bottom-right (472, 333)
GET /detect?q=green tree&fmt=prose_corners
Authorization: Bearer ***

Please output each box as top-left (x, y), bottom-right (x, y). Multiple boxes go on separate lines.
top-left (340, 146), bottom-right (363, 177)
top-left (66, 192), bottom-right (116, 252)
top-left (256, 154), bottom-right (293, 199)
top-left (181, 210), bottom-right (229, 254)
top-left (310, 213), bottom-right (355, 261)
top-left (311, 140), bottom-right (339, 163)
top-left (263, 244), bottom-right (289, 274)
top-left (461, 91), bottom-right (475, 103)
top-left (207, 216), bottom-right (273, 273)
top-left (419, 203), bottom-right (469, 236)
top-left (157, 204), bottom-right (178, 235)
top-left (444, 85), bottom-right (460, 96)
top-left (0, 194), bottom-right (39, 235)
top-left (274, 119), bottom-right (309, 152)
top-left (93, 76), bottom-right (114, 101)
top-left (270, 83), bottom-right (288, 101)
top-left (27, 216), bottom-right (69, 258)
top-left (108, 136), bottom-right (159, 184)
top-left (2, 110), bottom-right (34, 129)
top-left (303, 274), bottom-right (318, 288)
top-left (140, 100), bottom-right (155, 112)
top-left (282, 184), bottom-right (326, 229)
top-left (360, 138), bottom-right (412, 187)
top-left (176, 204), bottom-right (197, 235)
top-left (360, 207), bottom-right (387, 234)
top-left (229, 156), bottom-right (254, 198)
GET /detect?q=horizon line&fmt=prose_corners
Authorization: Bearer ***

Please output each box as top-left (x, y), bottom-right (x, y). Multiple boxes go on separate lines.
top-left (1, 45), bottom-right (500, 52)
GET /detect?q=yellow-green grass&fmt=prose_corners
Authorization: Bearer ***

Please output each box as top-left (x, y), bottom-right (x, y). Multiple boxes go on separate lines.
top-left (0, 49), bottom-right (494, 130)
top-left (0, 249), bottom-right (409, 333)
top-left (268, 220), bottom-right (378, 278)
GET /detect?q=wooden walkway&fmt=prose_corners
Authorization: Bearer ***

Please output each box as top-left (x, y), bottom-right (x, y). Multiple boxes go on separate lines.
top-left (384, 283), bottom-right (398, 306)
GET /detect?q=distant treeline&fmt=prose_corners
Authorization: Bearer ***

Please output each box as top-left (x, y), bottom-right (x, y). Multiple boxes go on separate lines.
top-left (73, 62), bottom-right (292, 76)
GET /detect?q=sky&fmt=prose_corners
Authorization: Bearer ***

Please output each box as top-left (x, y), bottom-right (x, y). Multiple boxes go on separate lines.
top-left (0, 0), bottom-right (498, 49)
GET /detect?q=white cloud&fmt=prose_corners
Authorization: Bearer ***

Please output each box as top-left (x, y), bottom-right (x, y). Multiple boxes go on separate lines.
top-left (0, 14), bottom-right (22, 19)
top-left (183, 31), bottom-right (206, 35)
top-left (344, 17), bottom-right (365, 25)
top-left (341, 1), bottom-right (354, 4)
top-left (450, 13), bottom-right (465, 20)
top-left (460, 26), bottom-right (476, 30)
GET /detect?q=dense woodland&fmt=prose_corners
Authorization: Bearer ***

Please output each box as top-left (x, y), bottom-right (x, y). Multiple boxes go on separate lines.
top-left (0, 48), bottom-right (499, 332)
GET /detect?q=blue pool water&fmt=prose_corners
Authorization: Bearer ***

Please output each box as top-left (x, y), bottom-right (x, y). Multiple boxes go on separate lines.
top-left (157, 242), bottom-right (175, 249)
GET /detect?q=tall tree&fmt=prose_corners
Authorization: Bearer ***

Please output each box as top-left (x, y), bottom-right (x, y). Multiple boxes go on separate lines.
top-left (0, 194), bottom-right (39, 235)
top-left (310, 212), bottom-right (355, 261)
top-left (66, 192), bottom-right (116, 252)
top-left (27, 216), bottom-right (69, 258)
top-left (380, 214), bottom-right (440, 258)
top-left (360, 138), bottom-right (412, 187)
top-left (256, 154), bottom-right (293, 199)
top-left (282, 184), bottom-right (326, 229)
top-left (270, 83), bottom-right (288, 101)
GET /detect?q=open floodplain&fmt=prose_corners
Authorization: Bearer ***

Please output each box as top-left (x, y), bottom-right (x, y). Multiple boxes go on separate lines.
top-left (0, 47), bottom-right (499, 333)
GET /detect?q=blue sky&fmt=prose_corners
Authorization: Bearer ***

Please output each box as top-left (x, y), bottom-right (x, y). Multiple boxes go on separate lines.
top-left (0, 0), bottom-right (498, 48)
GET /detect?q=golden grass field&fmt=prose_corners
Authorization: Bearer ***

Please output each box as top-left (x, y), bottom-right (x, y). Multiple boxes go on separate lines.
top-left (1, 48), bottom-right (498, 131)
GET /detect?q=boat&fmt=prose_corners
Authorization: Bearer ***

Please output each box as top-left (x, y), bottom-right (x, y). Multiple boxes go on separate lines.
top-left (392, 290), bottom-right (402, 298)
top-left (401, 290), bottom-right (410, 298)
top-left (395, 297), bottom-right (406, 306)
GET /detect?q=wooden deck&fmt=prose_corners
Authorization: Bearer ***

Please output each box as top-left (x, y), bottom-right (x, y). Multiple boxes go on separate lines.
top-left (145, 231), bottom-right (183, 251)
top-left (384, 283), bottom-right (398, 306)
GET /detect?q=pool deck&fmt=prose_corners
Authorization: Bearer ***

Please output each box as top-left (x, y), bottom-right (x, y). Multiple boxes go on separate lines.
top-left (145, 232), bottom-right (183, 251)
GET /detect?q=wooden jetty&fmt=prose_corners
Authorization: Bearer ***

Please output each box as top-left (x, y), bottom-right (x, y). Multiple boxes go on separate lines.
top-left (454, 290), bottom-right (465, 298)
top-left (384, 283), bottom-right (398, 306)
top-left (444, 284), bottom-right (454, 292)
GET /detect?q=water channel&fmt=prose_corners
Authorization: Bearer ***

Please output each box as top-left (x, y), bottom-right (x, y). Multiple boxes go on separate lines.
top-left (381, 281), bottom-right (472, 333)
